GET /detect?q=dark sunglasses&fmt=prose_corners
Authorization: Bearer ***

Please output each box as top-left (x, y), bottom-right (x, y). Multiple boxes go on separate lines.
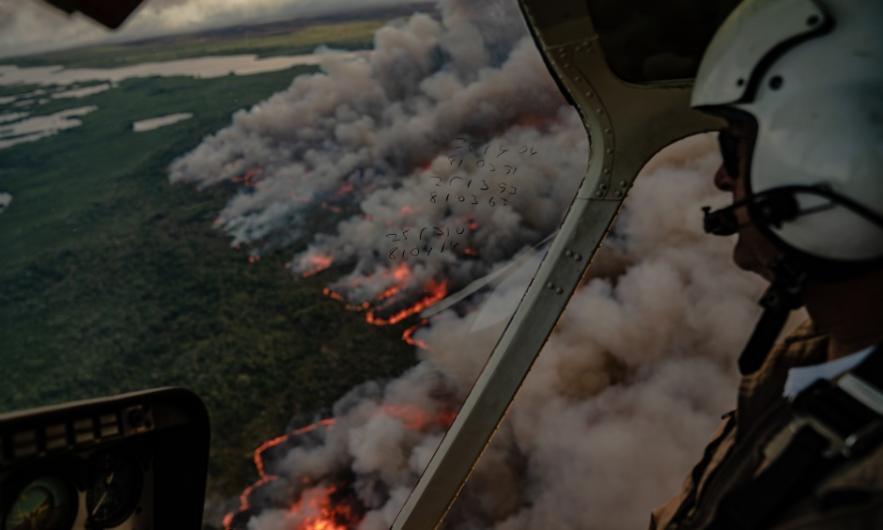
top-left (718, 130), bottom-right (742, 177)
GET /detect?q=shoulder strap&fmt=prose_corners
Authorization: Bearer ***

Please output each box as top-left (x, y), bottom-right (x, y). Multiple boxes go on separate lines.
top-left (712, 345), bottom-right (883, 530)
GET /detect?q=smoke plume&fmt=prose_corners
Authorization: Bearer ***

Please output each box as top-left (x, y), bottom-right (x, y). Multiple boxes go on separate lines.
top-left (170, 1), bottom-right (766, 528)
top-left (170, 0), bottom-right (582, 309)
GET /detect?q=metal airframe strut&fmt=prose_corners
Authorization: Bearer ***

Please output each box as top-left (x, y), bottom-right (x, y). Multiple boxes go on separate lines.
top-left (392, 1), bottom-right (725, 528)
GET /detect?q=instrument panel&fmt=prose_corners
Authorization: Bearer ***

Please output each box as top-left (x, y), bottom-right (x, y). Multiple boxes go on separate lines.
top-left (0, 388), bottom-right (208, 530)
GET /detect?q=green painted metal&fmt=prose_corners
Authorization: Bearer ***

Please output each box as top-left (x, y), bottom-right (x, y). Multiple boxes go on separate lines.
top-left (392, 2), bottom-right (731, 529)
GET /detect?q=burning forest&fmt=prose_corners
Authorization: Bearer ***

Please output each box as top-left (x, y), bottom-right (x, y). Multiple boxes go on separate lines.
top-left (170, 0), bottom-right (767, 529)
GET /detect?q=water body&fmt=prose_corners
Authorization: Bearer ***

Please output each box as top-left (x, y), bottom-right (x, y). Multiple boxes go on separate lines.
top-left (0, 112), bottom-right (27, 124)
top-left (0, 106), bottom-right (97, 149)
top-left (52, 84), bottom-right (112, 99)
top-left (0, 52), bottom-right (360, 87)
top-left (0, 51), bottom-right (361, 150)
top-left (133, 113), bottom-right (194, 132)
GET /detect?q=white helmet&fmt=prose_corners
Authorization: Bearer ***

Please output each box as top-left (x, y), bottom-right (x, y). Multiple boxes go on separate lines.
top-left (692, 0), bottom-right (883, 267)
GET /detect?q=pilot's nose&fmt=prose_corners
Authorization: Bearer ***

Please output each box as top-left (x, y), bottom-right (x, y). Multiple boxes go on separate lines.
top-left (714, 164), bottom-right (734, 192)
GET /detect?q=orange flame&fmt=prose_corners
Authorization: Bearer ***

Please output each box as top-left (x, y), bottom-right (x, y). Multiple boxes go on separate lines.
top-left (323, 287), bottom-right (345, 302)
top-left (377, 286), bottom-right (400, 301)
top-left (232, 168), bottom-right (263, 187)
top-left (365, 280), bottom-right (447, 326)
top-left (392, 263), bottom-right (410, 282)
top-left (287, 485), bottom-right (352, 530)
top-left (335, 182), bottom-right (355, 197)
top-left (319, 264), bottom-right (446, 327)
top-left (402, 323), bottom-right (429, 350)
top-left (302, 255), bottom-right (334, 278)
top-left (380, 404), bottom-right (455, 431)
top-left (224, 405), bottom-right (456, 530)
top-left (223, 419), bottom-right (335, 530)
top-left (347, 301), bottom-right (371, 312)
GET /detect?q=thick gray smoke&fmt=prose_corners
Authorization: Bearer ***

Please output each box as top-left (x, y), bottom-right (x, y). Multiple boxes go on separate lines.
top-left (170, 1), bottom-right (766, 528)
top-left (171, 0), bottom-right (580, 307)
top-left (228, 137), bottom-right (765, 530)
top-left (0, 192), bottom-right (11, 214)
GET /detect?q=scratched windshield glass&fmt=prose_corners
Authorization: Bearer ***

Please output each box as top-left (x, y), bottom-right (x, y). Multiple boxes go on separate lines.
top-left (0, 1), bottom-right (586, 528)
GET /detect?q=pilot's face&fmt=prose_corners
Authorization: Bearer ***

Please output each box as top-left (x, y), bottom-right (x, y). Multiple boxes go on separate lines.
top-left (714, 123), bottom-right (780, 280)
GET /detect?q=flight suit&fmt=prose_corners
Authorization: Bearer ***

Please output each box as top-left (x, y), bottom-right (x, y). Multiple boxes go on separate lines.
top-left (650, 321), bottom-right (883, 529)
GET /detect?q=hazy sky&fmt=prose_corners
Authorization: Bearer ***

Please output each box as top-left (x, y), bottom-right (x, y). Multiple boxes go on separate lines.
top-left (0, 0), bottom-right (413, 59)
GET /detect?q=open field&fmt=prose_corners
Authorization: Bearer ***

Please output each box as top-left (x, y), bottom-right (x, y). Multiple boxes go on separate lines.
top-left (0, 11), bottom-right (422, 509)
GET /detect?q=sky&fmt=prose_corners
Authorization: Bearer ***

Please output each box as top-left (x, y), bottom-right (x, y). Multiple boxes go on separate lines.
top-left (0, 0), bottom-right (414, 59)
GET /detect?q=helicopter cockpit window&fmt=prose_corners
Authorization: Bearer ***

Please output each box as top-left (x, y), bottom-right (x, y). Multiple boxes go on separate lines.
top-left (1, 1), bottom-right (587, 528)
top-left (586, 0), bottom-right (740, 83)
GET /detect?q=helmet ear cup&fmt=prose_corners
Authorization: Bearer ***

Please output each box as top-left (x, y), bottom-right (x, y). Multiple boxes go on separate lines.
top-left (692, 0), bottom-right (883, 377)
top-left (746, 81), bottom-right (883, 263)
top-left (693, 0), bottom-right (883, 268)
top-left (719, 0), bottom-right (883, 266)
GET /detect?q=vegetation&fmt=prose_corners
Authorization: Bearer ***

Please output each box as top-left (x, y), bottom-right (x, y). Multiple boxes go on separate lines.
top-left (0, 43), bottom-right (415, 500)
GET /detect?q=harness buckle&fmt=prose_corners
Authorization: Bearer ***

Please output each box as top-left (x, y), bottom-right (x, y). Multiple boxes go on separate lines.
top-left (787, 412), bottom-right (883, 460)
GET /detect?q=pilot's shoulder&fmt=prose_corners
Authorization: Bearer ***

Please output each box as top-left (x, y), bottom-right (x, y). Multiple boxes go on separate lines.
top-left (737, 319), bottom-right (828, 424)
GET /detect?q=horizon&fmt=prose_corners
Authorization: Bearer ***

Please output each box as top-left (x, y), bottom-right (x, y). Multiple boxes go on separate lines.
top-left (0, 0), bottom-right (423, 60)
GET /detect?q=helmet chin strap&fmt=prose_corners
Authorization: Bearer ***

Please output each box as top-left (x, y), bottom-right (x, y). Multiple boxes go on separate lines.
top-left (703, 184), bottom-right (883, 238)
top-left (702, 188), bottom-right (802, 237)
top-left (703, 190), bottom-right (807, 375)
top-left (737, 258), bottom-right (807, 375)
top-left (703, 184), bottom-right (883, 374)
